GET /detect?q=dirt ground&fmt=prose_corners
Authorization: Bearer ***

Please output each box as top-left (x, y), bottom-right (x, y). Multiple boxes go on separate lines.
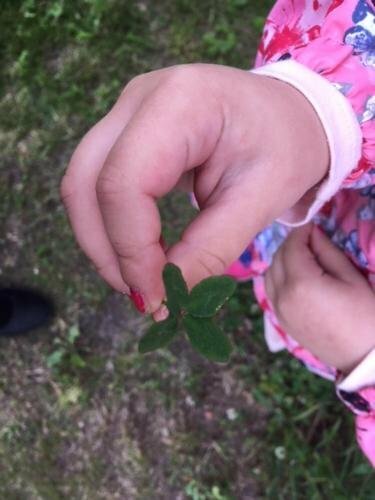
top-left (0, 1), bottom-right (374, 498)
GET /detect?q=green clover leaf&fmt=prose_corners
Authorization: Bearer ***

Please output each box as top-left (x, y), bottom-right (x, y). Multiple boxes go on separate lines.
top-left (138, 262), bottom-right (237, 363)
top-left (182, 315), bottom-right (232, 363)
top-left (138, 316), bottom-right (178, 353)
top-left (186, 276), bottom-right (236, 317)
top-left (163, 263), bottom-right (189, 316)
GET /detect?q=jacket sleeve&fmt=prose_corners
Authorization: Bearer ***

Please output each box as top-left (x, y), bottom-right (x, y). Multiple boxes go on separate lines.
top-left (336, 349), bottom-right (375, 466)
top-left (252, 0), bottom-right (375, 225)
top-left (251, 0), bottom-right (375, 467)
top-left (337, 381), bottom-right (375, 467)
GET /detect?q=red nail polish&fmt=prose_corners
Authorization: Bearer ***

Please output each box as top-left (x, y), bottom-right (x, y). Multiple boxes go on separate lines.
top-left (129, 288), bottom-right (146, 313)
top-left (159, 236), bottom-right (168, 252)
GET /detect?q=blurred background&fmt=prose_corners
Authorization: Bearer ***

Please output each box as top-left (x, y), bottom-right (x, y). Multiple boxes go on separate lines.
top-left (0, 0), bottom-right (374, 498)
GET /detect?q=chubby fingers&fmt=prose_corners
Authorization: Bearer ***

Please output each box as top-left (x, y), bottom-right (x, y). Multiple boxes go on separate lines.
top-left (264, 222), bottom-right (370, 320)
top-left (62, 66), bottom-right (225, 315)
top-left (282, 223), bottom-right (366, 285)
top-left (96, 70), bottom-right (225, 314)
top-left (309, 224), bottom-right (368, 285)
top-left (265, 224), bottom-right (316, 304)
top-left (61, 71), bottom-right (167, 294)
top-left (61, 108), bottom-right (130, 293)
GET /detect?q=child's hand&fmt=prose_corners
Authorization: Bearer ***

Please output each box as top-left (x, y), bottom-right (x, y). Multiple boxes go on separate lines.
top-left (61, 64), bottom-right (329, 317)
top-left (265, 224), bottom-right (375, 373)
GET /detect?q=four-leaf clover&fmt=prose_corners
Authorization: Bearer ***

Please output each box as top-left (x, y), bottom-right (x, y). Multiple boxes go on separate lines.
top-left (138, 263), bottom-right (236, 362)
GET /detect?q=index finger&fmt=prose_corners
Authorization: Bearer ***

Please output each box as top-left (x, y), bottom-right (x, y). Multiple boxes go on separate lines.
top-left (61, 72), bottom-right (165, 293)
top-left (280, 224), bottom-right (322, 281)
top-left (96, 78), bottom-right (224, 313)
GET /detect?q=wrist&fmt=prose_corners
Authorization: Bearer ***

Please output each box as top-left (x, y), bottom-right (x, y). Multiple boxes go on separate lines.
top-left (252, 61), bottom-right (362, 227)
top-left (245, 73), bottom-right (330, 222)
top-left (259, 74), bottom-right (330, 184)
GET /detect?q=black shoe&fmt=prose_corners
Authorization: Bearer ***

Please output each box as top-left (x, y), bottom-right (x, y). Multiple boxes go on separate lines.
top-left (0, 288), bottom-right (53, 336)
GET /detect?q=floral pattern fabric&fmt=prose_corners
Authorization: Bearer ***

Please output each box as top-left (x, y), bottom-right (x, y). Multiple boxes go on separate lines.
top-left (227, 0), bottom-right (375, 466)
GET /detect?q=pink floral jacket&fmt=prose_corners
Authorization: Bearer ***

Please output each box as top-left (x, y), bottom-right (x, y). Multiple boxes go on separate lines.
top-left (227, 0), bottom-right (375, 466)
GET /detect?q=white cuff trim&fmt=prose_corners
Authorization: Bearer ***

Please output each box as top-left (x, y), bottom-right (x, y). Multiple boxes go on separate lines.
top-left (337, 349), bottom-right (375, 392)
top-left (264, 315), bottom-right (286, 352)
top-left (252, 60), bottom-right (362, 227)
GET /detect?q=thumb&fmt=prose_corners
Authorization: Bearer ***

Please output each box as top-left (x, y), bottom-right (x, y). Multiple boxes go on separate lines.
top-left (310, 225), bottom-right (365, 284)
top-left (280, 223), bottom-right (323, 279)
top-left (166, 189), bottom-right (271, 291)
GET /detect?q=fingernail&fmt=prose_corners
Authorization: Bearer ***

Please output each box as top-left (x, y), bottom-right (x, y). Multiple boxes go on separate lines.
top-left (153, 304), bottom-right (169, 322)
top-left (129, 288), bottom-right (146, 314)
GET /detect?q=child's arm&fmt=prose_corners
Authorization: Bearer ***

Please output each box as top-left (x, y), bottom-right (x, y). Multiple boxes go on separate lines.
top-left (61, 64), bottom-right (329, 317)
top-left (265, 224), bottom-right (375, 466)
top-left (253, 0), bottom-right (375, 221)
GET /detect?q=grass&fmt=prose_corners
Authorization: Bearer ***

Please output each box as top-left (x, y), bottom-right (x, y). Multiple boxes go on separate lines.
top-left (0, 0), bottom-right (374, 498)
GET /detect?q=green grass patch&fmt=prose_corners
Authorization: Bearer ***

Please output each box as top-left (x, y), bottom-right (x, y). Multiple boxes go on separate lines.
top-left (0, 0), bottom-right (373, 498)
